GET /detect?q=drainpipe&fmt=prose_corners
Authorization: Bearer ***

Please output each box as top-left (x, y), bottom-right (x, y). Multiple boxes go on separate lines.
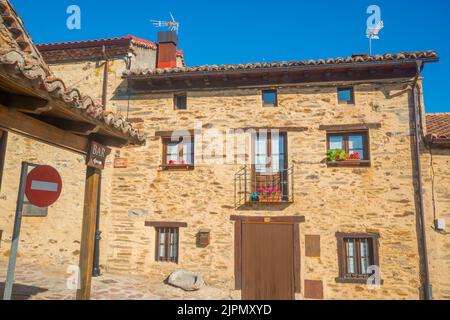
top-left (92, 171), bottom-right (102, 277)
top-left (101, 45), bottom-right (109, 110)
top-left (92, 47), bottom-right (109, 277)
top-left (411, 60), bottom-right (432, 300)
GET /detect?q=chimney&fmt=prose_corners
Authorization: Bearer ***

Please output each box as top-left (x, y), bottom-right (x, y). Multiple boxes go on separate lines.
top-left (157, 31), bottom-right (178, 68)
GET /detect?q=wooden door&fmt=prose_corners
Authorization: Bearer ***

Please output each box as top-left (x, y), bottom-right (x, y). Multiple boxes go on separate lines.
top-left (241, 223), bottom-right (295, 300)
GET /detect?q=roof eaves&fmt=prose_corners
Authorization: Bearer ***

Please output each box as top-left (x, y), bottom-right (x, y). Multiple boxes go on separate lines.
top-left (124, 53), bottom-right (439, 79)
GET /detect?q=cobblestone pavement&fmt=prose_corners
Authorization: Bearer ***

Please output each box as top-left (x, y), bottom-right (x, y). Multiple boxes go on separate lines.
top-left (0, 262), bottom-right (232, 300)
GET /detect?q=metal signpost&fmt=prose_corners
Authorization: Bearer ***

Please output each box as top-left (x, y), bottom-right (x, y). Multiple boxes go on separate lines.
top-left (3, 162), bottom-right (62, 300)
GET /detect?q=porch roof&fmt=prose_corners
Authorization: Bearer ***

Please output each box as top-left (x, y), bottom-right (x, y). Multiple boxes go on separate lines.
top-left (0, 0), bottom-right (146, 154)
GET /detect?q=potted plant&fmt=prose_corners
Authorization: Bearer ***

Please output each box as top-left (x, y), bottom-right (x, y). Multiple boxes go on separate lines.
top-left (258, 187), bottom-right (282, 202)
top-left (251, 192), bottom-right (260, 202)
top-left (327, 149), bottom-right (347, 162)
top-left (168, 159), bottom-right (186, 165)
top-left (348, 152), bottom-right (361, 160)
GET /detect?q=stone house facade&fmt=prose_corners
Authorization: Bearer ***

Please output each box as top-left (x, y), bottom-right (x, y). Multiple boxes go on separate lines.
top-left (0, 13), bottom-right (449, 299)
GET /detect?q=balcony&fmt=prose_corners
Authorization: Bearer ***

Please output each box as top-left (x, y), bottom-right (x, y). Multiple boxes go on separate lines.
top-left (234, 166), bottom-right (294, 208)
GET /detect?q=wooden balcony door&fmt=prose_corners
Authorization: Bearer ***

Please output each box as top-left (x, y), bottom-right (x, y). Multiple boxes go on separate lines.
top-left (252, 132), bottom-right (288, 201)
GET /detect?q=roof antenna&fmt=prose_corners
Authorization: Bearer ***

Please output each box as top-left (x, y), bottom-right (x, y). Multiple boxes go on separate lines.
top-left (151, 13), bottom-right (180, 34)
top-left (366, 5), bottom-right (384, 55)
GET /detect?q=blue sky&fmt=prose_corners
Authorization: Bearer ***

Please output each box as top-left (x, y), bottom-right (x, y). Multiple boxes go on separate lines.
top-left (11, 0), bottom-right (449, 113)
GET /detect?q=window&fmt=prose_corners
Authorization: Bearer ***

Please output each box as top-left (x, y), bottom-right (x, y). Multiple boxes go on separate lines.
top-left (174, 93), bottom-right (187, 110)
top-left (162, 136), bottom-right (194, 170)
top-left (254, 132), bottom-right (286, 174)
top-left (336, 233), bottom-right (380, 283)
top-left (262, 90), bottom-right (277, 107)
top-left (252, 132), bottom-right (289, 202)
top-left (337, 87), bottom-right (355, 105)
top-left (155, 227), bottom-right (179, 263)
top-left (327, 131), bottom-right (370, 166)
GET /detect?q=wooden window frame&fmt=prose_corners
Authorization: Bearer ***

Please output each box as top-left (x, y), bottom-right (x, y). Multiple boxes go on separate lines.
top-left (174, 93), bottom-right (187, 110)
top-left (326, 130), bottom-right (371, 167)
top-left (155, 226), bottom-right (180, 263)
top-left (252, 131), bottom-right (288, 173)
top-left (161, 136), bottom-right (194, 171)
top-left (145, 221), bottom-right (187, 264)
top-left (336, 232), bottom-right (382, 284)
top-left (262, 90), bottom-right (278, 107)
top-left (337, 87), bottom-right (355, 105)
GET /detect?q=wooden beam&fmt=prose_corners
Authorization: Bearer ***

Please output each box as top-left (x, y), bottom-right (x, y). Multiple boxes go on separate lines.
top-left (30, 116), bottom-right (101, 136)
top-left (145, 221), bottom-right (188, 228)
top-left (0, 104), bottom-right (89, 155)
top-left (0, 91), bottom-right (51, 114)
top-left (232, 126), bottom-right (308, 133)
top-left (230, 215), bottom-right (306, 223)
top-left (319, 123), bottom-right (381, 131)
top-left (0, 130), bottom-right (7, 192)
top-left (76, 167), bottom-right (100, 300)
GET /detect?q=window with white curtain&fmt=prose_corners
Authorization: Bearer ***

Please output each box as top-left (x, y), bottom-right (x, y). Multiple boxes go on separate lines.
top-left (163, 137), bottom-right (194, 168)
top-left (341, 236), bottom-right (376, 279)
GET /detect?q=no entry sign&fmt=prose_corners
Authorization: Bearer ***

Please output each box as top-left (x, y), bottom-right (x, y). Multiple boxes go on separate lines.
top-left (25, 165), bottom-right (62, 208)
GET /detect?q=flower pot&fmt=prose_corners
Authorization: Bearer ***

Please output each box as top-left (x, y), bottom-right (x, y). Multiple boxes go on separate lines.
top-left (259, 195), bottom-right (282, 202)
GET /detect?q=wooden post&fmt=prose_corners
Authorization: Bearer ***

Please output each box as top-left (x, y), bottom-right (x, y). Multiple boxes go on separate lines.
top-left (0, 130), bottom-right (8, 191)
top-left (76, 166), bottom-right (100, 300)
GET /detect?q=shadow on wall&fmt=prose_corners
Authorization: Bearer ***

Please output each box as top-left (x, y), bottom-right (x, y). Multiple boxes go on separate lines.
top-left (0, 282), bottom-right (48, 300)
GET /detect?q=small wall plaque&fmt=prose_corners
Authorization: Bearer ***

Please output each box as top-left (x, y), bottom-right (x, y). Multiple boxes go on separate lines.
top-left (197, 229), bottom-right (211, 247)
top-left (305, 235), bottom-right (321, 257)
top-left (114, 158), bottom-right (128, 168)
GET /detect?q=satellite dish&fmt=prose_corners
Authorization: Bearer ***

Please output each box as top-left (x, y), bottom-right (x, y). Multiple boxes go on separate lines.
top-left (151, 13), bottom-right (180, 34)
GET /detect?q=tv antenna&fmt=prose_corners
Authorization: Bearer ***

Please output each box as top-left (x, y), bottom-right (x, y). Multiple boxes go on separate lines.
top-left (366, 20), bottom-right (384, 55)
top-left (151, 13), bottom-right (180, 34)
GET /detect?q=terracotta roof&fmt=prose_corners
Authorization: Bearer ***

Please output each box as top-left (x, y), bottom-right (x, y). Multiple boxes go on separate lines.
top-left (37, 35), bottom-right (157, 51)
top-left (426, 113), bottom-right (450, 142)
top-left (124, 51), bottom-right (438, 77)
top-left (36, 35), bottom-right (184, 57)
top-left (0, 0), bottom-right (145, 144)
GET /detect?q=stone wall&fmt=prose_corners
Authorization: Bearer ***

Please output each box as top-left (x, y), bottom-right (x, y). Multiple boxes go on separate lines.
top-left (422, 147), bottom-right (450, 300)
top-left (0, 134), bottom-right (84, 268)
top-left (105, 80), bottom-right (433, 299)
top-left (0, 132), bottom-right (116, 274)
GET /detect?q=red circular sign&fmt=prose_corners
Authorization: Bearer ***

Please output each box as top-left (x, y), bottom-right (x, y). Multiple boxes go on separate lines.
top-left (25, 165), bottom-right (62, 208)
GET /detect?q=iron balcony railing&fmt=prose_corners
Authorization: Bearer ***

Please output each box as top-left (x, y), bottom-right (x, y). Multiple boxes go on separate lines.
top-left (234, 165), bottom-right (294, 208)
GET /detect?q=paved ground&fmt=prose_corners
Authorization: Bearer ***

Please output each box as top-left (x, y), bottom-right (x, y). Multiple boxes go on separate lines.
top-left (0, 262), bottom-right (232, 300)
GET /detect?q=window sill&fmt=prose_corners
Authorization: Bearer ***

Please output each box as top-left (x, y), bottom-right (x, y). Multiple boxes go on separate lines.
top-left (337, 103), bottom-right (355, 106)
top-left (327, 160), bottom-right (371, 168)
top-left (161, 165), bottom-right (194, 171)
top-left (335, 277), bottom-right (384, 285)
top-left (155, 260), bottom-right (179, 264)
